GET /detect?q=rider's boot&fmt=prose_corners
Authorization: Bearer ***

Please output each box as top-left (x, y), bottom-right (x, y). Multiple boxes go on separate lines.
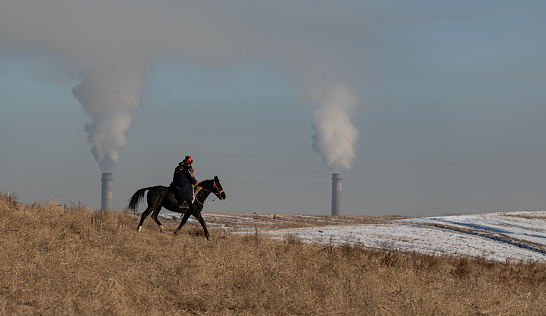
top-left (177, 199), bottom-right (188, 209)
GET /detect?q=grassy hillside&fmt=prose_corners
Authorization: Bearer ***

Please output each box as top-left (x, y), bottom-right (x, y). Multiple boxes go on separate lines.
top-left (1, 194), bottom-right (545, 315)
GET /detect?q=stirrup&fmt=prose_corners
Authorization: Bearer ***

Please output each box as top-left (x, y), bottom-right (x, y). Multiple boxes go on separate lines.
top-left (177, 200), bottom-right (189, 209)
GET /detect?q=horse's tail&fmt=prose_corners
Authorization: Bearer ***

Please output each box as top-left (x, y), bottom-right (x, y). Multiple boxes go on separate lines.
top-left (128, 187), bottom-right (154, 211)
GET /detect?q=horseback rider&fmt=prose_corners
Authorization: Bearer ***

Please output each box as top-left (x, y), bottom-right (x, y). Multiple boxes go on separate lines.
top-left (169, 156), bottom-right (200, 209)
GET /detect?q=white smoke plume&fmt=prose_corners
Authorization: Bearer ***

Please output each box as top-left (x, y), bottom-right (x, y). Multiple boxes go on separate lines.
top-left (309, 84), bottom-right (359, 173)
top-left (72, 64), bottom-right (145, 172)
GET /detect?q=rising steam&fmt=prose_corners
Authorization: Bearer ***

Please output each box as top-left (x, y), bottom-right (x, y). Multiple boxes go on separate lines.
top-left (310, 84), bottom-right (359, 173)
top-left (72, 64), bottom-right (145, 172)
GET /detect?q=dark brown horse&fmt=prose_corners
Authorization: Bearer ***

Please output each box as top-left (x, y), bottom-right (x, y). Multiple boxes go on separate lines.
top-left (128, 176), bottom-right (226, 239)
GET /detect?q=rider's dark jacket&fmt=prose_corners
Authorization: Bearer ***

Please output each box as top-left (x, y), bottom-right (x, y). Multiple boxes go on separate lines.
top-left (169, 162), bottom-right (197, 202)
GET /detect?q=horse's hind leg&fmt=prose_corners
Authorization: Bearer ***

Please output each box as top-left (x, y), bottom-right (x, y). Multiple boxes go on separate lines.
top-left (150, 206), bottom-right (164, 233)
top-left (137, 207), bottom-right (154, 231)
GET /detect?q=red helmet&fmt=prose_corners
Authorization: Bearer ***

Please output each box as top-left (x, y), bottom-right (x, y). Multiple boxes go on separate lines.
top-left (183, 156), bottom-right (193, 164)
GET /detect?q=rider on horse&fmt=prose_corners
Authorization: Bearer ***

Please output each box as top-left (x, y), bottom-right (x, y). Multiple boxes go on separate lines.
top-left (169, 156), bottom-right (201, 209)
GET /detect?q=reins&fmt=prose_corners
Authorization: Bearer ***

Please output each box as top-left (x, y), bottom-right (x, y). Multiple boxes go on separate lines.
top-left (195, 196), bottom-right (217, 206)
top-left (195, 180), bottom-right (224, 206)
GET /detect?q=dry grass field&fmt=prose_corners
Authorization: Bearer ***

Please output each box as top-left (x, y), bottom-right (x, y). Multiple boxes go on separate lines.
top-left (1, 193), bottom-right (545, 315)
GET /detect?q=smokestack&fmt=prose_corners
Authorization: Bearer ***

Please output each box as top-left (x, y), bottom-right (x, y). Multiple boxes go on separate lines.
top-left (331, 173), bottom-right (342, 216)
top-left (101, 173), bottom-right (113, 210)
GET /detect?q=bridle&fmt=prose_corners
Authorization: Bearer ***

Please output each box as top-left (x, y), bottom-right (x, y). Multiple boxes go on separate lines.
top-left (195, 179), bottom-right (224, 205)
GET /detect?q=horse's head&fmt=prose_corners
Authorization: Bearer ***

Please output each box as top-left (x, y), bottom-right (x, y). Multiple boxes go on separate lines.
top-left (201, 176), bottom-right (226, 200)
top-left (210, 176), bottom-right (226, 200)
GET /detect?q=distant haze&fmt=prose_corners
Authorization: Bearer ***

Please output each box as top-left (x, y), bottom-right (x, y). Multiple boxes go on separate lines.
top-left (1, 1), bottom-right (546, 216)
top-left (0, 0), bottom-right (362, 173)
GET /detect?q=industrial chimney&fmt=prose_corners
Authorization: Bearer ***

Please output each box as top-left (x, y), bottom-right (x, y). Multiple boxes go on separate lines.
top-left (101, 173), bottom-right (113, 210)
top-left (331, 173), bottom-right (342, 216)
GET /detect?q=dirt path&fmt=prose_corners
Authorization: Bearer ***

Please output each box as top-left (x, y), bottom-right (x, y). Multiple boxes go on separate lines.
top-left (161, 211), bottom-right (411, 231)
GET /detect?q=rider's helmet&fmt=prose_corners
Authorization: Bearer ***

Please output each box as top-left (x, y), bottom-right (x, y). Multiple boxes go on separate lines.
top-left (183, 156), bottom-right (193, 164)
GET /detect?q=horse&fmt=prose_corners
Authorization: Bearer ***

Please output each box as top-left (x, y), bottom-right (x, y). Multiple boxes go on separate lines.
top-left (128, 176), bottom-right (226, 239)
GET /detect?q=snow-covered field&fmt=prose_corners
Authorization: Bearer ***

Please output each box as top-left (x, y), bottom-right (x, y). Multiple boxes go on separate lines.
top-left (163, 210), bottom-right (546, 262)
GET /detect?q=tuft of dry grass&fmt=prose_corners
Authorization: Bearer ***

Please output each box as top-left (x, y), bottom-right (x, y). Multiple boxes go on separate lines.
top-left (1, 194), bottom-right (545, 315)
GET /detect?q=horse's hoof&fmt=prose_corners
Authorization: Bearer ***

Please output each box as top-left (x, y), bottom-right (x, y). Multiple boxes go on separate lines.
top-left (159, 225), bottom-right (164, 233)
top-left (137, 226), bottom-right (142, 232)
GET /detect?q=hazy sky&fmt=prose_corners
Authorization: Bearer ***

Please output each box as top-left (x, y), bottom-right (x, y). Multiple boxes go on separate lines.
top-left (1, 1), bottom-right (545, 217)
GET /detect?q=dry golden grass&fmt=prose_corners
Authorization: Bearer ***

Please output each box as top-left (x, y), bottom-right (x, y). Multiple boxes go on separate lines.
top-left (1, 194), bottom-right (545, 315)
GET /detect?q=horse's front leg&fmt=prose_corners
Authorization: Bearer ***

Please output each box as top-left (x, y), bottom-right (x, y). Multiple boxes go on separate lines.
top-left (174, 211), bottom-right (191, 236)
top-left (195, 212), bottom-right (210, 240)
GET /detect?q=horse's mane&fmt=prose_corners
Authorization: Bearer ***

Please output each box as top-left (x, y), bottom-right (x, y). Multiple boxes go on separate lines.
top-left (199, 178), bottom-right (214, 188)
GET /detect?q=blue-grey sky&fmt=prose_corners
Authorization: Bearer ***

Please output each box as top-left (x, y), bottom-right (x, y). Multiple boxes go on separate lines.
top-left (1, 1), bottom-right (545, 216)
